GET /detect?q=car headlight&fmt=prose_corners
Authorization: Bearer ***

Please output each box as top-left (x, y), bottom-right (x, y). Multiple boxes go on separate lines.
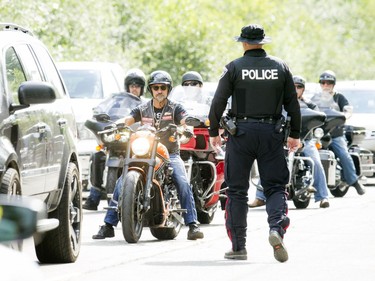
top-left (132, 138), bottom-right (150, 156)
top-left (314, 128), bottom-right (324, 139)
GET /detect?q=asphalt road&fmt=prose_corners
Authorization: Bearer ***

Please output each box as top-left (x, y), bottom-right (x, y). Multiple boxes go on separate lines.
top-left (23, 180), bottom-right (375, 281)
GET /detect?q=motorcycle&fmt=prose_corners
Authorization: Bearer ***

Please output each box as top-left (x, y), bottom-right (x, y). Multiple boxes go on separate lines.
top-left (118, 117), bottom-right (201, 243)
top-left (286, 107), bottom-right (327, 208)
top-left (84, 92), bottom-right (142, 201)
top-left (179, 125), bottom-right (226, 224)
top-left (170, 86), bottom-right (227, 224)
top-left (250, 107), bottom-right (326, 209)
top-left (344, 125), bottom-right (375, 178)
top-left (314, 107), bottom-right (373, 197)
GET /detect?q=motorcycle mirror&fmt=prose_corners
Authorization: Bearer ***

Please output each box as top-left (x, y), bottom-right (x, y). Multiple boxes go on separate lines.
top-left (93, 113), bottom-right (111, 122)
top-left (185, 116), bottom-right (201, 127)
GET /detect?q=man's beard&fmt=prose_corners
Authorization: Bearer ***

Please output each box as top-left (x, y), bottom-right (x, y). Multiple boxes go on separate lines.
top-left (154, 94), bottom-right (166, 103)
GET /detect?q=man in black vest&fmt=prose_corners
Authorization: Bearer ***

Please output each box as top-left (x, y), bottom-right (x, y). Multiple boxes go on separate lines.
top-left (92, 70), bottom-right (204, 241)
top-left (208, 24), bottom-right (301, 262)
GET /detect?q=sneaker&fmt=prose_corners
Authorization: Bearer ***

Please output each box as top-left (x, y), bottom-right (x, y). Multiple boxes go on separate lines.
top-left (269, 230), bottom-right (288, 263)
top-left (83, 197), bottom-right (99, 211)
top-left (224, 249), bottom-right (247, 260)
top-left (248, 198), bottom-right (266, 208)
top-left (319, 199), bottom-right (330, 208)
top-left (353, 181), bottom-right (366, 195)
top-left (92, 224), bottom-right (114, 239)
top-left (187, 223), bottom-right (204, 240)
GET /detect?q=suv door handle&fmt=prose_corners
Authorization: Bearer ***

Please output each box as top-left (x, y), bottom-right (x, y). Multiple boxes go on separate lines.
top-left (58, 119), bottom-right (67, 128)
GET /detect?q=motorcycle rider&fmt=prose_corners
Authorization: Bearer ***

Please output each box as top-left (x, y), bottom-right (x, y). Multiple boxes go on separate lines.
top-left (83, 68), bottom-right (146, 210)
top-left (311, 70), bottom-right (365, 195)
top-left (92, 70), bottom-right (204, 240)
top-left (249, 75), bottom-right (331, 208)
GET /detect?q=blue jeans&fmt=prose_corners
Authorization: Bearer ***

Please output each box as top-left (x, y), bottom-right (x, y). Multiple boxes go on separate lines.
top-left (303, 139), bottom-right (329, 201)
top-left (329, 136), bottom-right (358, 185)
top-left (255, 139), bottom-right (329, 202)
top-left (103, 153), bottom-right (198, 226)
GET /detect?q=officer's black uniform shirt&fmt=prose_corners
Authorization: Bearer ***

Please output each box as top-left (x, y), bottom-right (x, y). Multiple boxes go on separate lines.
top-left (209, 48), bottom-right (301, 139)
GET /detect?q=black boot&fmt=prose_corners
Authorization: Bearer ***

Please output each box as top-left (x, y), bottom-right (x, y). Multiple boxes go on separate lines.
top-left (353, 181), bottom-right (366, 195)
top-left (82, 197), bottom-right (99, 210)
top-left (187, 223), bottom-right (204, 240)
top-left (92, 224), bottom-right (115, 239)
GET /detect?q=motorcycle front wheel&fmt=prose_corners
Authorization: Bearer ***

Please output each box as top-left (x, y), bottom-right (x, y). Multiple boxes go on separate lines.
top-left (329, 164), bottom-right (349, 197)
top-left (120, 170), bottom-right (145, 243)
top-left (293, 196), bottom-right (310, 209)
top-left (329, 183), bottom-right (349, 197)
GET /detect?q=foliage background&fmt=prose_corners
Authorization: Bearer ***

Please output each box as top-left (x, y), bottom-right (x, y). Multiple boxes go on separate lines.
top-left (1, 0), bottom-right (374, 85)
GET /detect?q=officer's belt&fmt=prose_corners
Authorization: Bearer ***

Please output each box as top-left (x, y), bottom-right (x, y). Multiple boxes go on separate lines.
top-left (236, 117), bottom-right (277, 124)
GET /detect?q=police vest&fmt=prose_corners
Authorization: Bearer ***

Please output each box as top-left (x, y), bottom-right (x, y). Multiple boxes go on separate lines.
top-left (230, 55), bottom-right (287, 118)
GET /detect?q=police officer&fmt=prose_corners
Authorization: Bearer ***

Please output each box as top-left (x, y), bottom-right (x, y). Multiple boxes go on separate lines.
top-left (208, 24), bottom-right (301, 262)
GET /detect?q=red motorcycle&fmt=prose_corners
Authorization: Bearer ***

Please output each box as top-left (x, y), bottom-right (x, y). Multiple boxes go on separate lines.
top-left (170, 86), bottom-right (227, 224)
top-left (180, 127), bottom-right (226, 223)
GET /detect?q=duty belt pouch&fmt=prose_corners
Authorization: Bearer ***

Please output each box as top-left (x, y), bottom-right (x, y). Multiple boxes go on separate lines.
top-left (220, 115), bottom-right (237, 136)
top-left (274, 116), bottom-right (285, 134)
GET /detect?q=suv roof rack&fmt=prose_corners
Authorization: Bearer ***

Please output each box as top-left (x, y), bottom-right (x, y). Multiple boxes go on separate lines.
top-left (0, 23), bottom-right (33, 36)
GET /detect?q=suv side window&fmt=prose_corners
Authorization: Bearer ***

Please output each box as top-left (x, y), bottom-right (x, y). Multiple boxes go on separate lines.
top-left (5, 47), bottom-right (26, 104)
top-left (31, 44), bottom-right (65, 98)
top-left (13, 44), bottom-right (43, 82)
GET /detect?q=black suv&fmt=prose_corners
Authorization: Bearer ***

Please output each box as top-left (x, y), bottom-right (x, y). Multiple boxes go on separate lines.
top-left (0, 23), bottom-right (82, 263)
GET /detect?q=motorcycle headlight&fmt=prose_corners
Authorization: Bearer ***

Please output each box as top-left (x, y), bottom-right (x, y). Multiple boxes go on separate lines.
top-left (132, 138), bottom-right (150, 156)
top-left (314, 128), bottom-right (324, 139)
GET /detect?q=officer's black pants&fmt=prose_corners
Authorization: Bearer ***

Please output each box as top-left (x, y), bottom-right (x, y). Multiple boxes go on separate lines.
top-left (224, 122), bottom-right (290, 251)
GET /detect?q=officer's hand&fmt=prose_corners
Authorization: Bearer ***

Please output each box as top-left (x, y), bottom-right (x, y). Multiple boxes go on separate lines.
top-left (287, 137), bottom-right (301, 152)
top-left (209, 136), bottom-right (222, 153)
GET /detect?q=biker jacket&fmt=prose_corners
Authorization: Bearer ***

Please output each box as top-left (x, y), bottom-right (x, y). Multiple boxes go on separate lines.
top-left (131, 99), bottom-right (188, 154)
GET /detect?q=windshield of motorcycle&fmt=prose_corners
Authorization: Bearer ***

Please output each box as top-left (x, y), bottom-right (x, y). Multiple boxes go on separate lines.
top-left (169, 85), bottom-right (212, 118)
top-left (92, 92), bottom-right (143, 121)
top-left (310, 91), bottom-right (340, 110)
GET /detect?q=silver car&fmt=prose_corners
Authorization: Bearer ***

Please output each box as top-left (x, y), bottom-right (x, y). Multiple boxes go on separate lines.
top-left (335, 80), bottom-right (375, 153)
top-left (57, 62), bottom-right (126, 189)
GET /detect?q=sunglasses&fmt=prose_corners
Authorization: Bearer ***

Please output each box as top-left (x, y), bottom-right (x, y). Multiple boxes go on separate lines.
top-left (295, 85), bottom-right (304, 89)
top-left (183, 81), bottom-right (200, 87)
top-left (151, 85), bottom-right (168, 91)
top-left (320, 81), bottom-right (334, 85)
top-left (129, 84), bottom-right (141, 88)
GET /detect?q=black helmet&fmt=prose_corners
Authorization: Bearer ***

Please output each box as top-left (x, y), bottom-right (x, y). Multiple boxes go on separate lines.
top-left (293, 75), bottom-right (306, 87)
top-left (147, 70), bottom-right (173, 94)
top-left (181, 71), bottom-right (203, 86)
top-left (319, 70), bottom-right (336, 85)
top-left (124, 68), bottom-right (146, 96)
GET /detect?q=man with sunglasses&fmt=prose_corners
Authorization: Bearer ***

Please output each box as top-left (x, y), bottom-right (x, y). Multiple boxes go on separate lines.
top-left (92, 70), bottom-right (204, 241)
top-left (310, 70), bottom-right (365, 196)
top-left (249, 75), bottom-right (330, 208)
top-left (181, 71), bottom-right (203, 87)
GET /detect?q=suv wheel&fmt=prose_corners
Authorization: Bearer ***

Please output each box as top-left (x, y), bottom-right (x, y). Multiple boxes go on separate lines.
top-left (35, 162), bottom-right (82, 263)
top-left (0, 168), bottom-right (21, 195)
